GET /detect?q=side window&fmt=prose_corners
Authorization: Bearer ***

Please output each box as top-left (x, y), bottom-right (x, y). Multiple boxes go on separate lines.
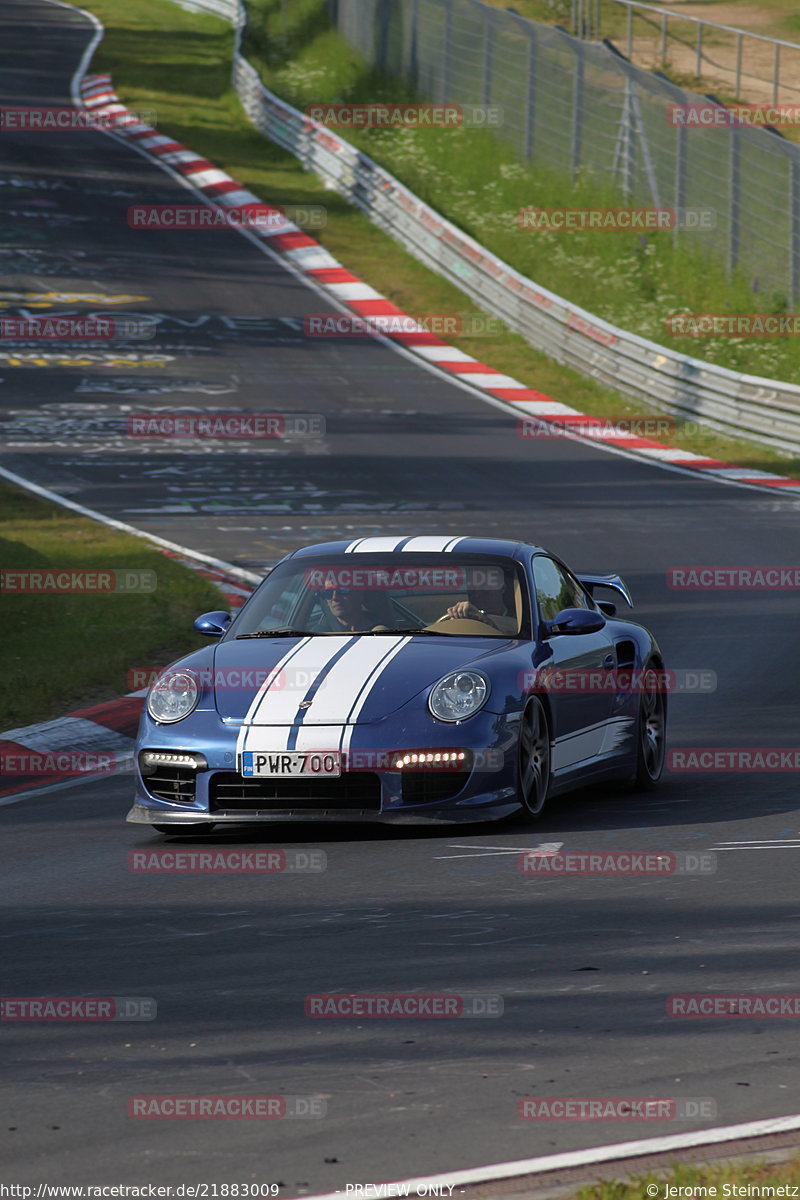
top-left (532, 557), bottom-right (589, 623)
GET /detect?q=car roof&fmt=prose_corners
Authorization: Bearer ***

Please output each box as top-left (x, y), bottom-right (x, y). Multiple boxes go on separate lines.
top-left (285, 536), bottom-right (545, 560)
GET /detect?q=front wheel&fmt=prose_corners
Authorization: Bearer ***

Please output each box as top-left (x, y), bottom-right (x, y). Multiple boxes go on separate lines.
top-left (517, 698), bottom-right (551, 822)
top-left (632, 662), bottom-right (667, 789)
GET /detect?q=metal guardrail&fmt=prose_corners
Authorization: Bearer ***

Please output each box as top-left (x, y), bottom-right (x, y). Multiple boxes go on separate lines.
top-left (158, 0), bottom-right (800, 454)
top-left (585, 0), bottom-right (800, 105)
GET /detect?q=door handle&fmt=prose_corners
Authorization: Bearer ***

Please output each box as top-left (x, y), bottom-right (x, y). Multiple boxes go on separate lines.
top-left (603, 653), bottom-right (615, 667)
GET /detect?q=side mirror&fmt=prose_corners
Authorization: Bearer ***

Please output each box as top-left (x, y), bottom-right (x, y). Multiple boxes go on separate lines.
top-left (597, 600), bottom-right (617, 617)
top-left (546, 607), bottom-right (606, 636)
top-left (194, 610), bottom-right (232, 638)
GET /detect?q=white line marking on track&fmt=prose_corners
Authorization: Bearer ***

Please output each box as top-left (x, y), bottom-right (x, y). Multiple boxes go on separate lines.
top-left (292, 1113), bottom-right (800, 1200)
top-left (434, 841), bottom-right (563, 860)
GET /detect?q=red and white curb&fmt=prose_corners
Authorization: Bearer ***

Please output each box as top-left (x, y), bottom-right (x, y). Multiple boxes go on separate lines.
top-left (78, 72), bottom-right (800, 493)
top-left (0, 548), bottom-right (254, 802)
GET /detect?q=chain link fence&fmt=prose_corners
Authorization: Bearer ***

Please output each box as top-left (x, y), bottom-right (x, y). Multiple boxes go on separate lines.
top-left (332, 0), bottom-right (800, 304)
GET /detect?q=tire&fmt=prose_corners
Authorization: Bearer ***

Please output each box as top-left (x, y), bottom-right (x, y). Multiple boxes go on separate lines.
top-left (151, 822), bottom-right (216, 835)
top-left (517, 697), bottom-right (551, 822)
top-left (632, 661), bottom-right (667, 789)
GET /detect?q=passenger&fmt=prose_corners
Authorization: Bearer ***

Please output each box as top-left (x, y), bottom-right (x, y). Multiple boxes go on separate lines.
top-left (443, 581), bottom-right (517, 633)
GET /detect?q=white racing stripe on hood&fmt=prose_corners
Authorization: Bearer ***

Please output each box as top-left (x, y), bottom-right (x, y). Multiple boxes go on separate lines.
top-left (294, 635), bottom-right (410, 724)
top-left (236, 635), bottom-right (412, 759)
top-left (234, 636), bottom-right (343, 761)
top-left (245, 635), bottom-right (355, 725)
top-left (339, 636), bottom-right (413, 758)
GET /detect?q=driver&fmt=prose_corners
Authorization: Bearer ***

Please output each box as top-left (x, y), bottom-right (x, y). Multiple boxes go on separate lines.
top-left (319, 585), bottom-right (387, 633)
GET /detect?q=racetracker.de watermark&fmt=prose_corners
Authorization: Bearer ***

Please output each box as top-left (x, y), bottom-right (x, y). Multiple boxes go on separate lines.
top-left (518, 1096), bottom-right (717, 1120)
top-left (0, 316), bottom-right (155, 341)
top-left (1, 997), bottom-right (156, 1021)
top-left (668, 566), bottom-right (800, 589)
top-left (0, 569), bottom-right (156, 593)
top-left (128, 849), bottom-right (327, 873)
top-left (304, 313), bottom-right (505, 337)
top-left (668, 994), bottom-right (800, 1018)
top-left (668, 102), bottom-right (800, 129)
top-left (666, 313), bottom-right (800, 337)
top-left (0, 107), bottom-right (154, 131)
top-left (518, 667), bottom-right (716, 694)
top-left (127, 413), bottom-right (325, 439)
top-left (128, 1095), bottom-right (325, 1118)
top-left (304, 103), bottom-right (503, 127)
top-left (517, 206), bottom-right (716, 231)
top-left (668, 749), bottom-right (800, 772)
top-left (0, 751), bottom-right (122, 776)
top-left (305, 993), bottom-right (503, 1017)
top-left (303, 565), bottom-right (504, 591)
top-left (127, 205), bottom-right (300, 230)
top-left (517, 417), bottom-right (694, 440)
top-left (518, 850), bottom-right (717, 875)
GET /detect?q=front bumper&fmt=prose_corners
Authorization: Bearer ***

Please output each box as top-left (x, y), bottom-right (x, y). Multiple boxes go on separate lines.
top-left (129, 710), bottom-right (521, 825)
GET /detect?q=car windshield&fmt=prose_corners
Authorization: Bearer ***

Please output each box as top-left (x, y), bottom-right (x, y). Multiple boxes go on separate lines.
top-left (228, 553), bottom-right (527, 638)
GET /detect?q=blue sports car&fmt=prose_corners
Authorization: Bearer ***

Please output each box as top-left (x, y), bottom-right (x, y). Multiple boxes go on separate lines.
top-left (127, 536), bottom-right (666, 832)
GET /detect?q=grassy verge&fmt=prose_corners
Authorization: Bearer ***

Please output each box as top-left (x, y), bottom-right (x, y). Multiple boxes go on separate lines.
top-left (0, 483), bottom-right (221, 729)
top-left (574, 1150), bottom-right (800, 1200)
top-left (243, 0), bottom-right (800, 382)
top-left (78, 0), bottom-right (800, 478)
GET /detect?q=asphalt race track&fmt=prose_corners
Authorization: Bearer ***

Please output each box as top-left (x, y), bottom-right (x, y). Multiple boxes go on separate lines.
top-left (1, 0), bottom-right (799, 1189)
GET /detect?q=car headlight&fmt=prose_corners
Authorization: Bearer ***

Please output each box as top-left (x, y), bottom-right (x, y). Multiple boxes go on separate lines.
top-left (428, 671), bottom-right (489, 722)
top-left (147, 669), bottom-right (200, 724)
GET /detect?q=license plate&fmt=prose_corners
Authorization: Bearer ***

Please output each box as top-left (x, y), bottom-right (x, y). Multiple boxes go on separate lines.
top-left (240, 750), bottom-right (341, 778)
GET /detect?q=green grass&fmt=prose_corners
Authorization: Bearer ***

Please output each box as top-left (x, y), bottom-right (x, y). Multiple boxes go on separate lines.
top-left (0, 483), bottom-right (222, 729)
top-left (573, 1152), bottom-right (800, 1199)
top-left (242, 0), bottom-right (800, 382)
top-left (77, 0), bottom-right (800, 481)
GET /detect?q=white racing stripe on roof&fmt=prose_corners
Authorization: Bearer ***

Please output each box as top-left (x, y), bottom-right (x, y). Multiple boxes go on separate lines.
top-left (345, 537), bottom-right (406, 554)
top-left (400, 536), bottom-right (466, 553)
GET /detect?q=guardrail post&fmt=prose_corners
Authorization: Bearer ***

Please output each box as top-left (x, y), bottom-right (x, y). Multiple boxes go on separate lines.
top-left (695, 22), bottom-right (703, 79)
top-left (728, 127), bottom-right (740, 282)
top-left (524, 28), bottom-right (537, 160)
top-left (571, 38), bottom-right (584, 178)
top-left (626, 4), bottom-right (632, 59)
top-left (673, 118), bottom-right (686, 248)
top-left (773, 42), bottom-right (780, 106)
top-left (442, 0), bottom-right (453, 104)
top-left (409, 0), bottom-right (420, 85)
top-left (791, 160), bottom-right (800, 305)
top-left (483, 10), bottom-right (494, 108)
top-left (377, 0), bottom-right (390, 70)
top-left (660, 12), bottom-right (667, 66)
top-left (735, 32), bottom-right (743, 98)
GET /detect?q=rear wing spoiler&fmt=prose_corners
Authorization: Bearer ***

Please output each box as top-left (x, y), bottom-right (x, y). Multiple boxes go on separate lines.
top-left (577, 573), bottom-right (633, 608)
